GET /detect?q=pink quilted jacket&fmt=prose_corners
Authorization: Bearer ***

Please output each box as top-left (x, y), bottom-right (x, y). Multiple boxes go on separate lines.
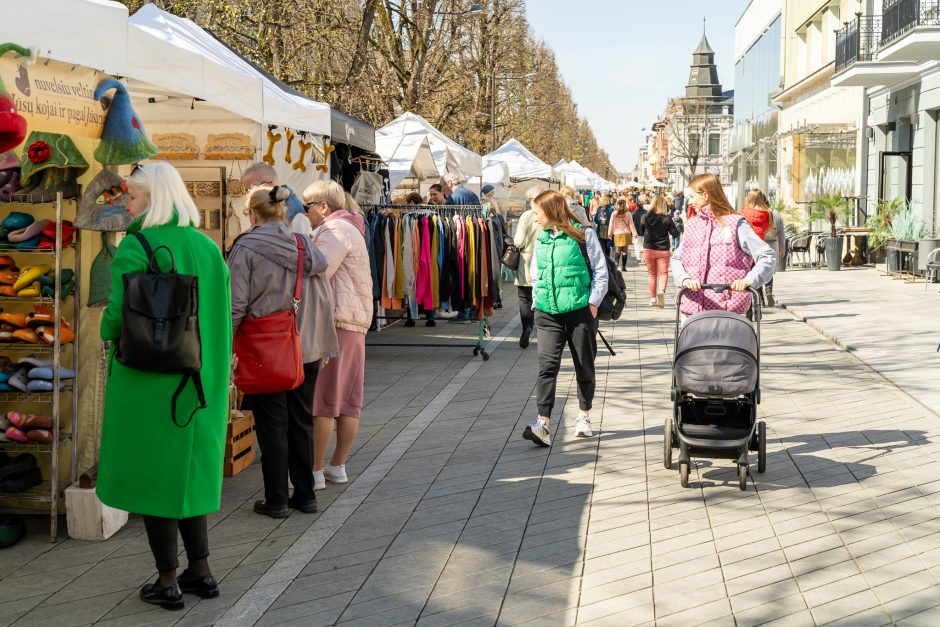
top-left (312, 211), bottom-right (374, 334)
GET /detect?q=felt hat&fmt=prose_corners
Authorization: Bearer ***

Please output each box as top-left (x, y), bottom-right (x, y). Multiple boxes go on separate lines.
top-left (77, 169), bottom-right (133, 232)
top-left (94, 80), bottom-right (158, 165)
top-left (19, 132), bottom-right (88, 201)
top-left (88, 231), bottom-right (116, 307)
top-left (0, 212), bottom-right (32, 230)
top-left (0, 44), bottom-right (36, 155)
top-left (0, 151), bottom-right (18, 171)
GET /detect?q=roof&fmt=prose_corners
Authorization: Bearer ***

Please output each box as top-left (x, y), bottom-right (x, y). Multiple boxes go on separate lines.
top-left (695, 33), bottom-right (714, 55)
top-left (376, 112), bottom-right (482, 182)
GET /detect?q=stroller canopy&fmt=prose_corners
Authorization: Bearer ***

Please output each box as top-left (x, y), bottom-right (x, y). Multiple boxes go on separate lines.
top-left (674, 311), bottom-right (758, 398)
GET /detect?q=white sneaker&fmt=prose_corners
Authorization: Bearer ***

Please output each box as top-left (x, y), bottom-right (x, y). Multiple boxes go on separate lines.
top-left (523, 420), bottom-right (551, 447)
top-left (323, 463), bottom-right (348, 484)
top-left (575, 414), bottom-right (593, 437)
top-left (649, 297), bottom-right (657, 306)
top-left (313, 470), bottom-right (326, 490)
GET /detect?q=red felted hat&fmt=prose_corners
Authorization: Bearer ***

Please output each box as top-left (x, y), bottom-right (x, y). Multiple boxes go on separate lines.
top-left (0, 44), bottom-right (36, 155)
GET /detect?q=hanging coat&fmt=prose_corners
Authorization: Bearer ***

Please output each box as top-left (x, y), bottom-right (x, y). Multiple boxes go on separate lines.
top-left (96, 216), bottom-right (232, 519)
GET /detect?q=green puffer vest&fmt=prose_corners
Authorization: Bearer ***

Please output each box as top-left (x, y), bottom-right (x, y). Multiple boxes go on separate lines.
top-left (534, 228), bottom-right (591, 315)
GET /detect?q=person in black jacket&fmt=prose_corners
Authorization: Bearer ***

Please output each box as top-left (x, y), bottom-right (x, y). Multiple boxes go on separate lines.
top-left (639, 194), bottom-right (679, 309)
top-left (631, 196), bottom-right (647, 262)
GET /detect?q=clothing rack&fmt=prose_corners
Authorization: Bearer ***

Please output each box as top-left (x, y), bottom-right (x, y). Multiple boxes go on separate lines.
top-left (362, 203), bottom-right (500, 361)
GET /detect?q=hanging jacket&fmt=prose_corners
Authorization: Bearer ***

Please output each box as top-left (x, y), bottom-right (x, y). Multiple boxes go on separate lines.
top-left (313, 210), bottom-right (374, 334)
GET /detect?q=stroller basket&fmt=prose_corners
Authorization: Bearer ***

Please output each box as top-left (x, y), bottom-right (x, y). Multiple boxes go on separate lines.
top-left (674, 311), bottom-right (758, 398)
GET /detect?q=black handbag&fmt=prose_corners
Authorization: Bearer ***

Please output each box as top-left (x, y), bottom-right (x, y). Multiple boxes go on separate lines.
top-left (501, 234), bottom-right (520, 270)
top-left (117, 233), bottom-right (205, 428)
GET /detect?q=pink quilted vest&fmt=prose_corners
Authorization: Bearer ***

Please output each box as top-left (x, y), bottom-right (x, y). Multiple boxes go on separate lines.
top-left (679, 206), bottom-right (753, 316)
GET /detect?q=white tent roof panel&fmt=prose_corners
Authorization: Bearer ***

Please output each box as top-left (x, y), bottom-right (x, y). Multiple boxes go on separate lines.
top-left (377, 113), bottom-right (482, 180)
top-left (485, 139), bottom-right (556, 182)
top-left (375, 133), bottom-right (440, 191)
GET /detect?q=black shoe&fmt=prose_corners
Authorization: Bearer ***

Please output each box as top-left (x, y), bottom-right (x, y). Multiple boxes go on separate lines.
top-left (404, 319), bottom-right (416, 327)
top-left (288, 497), bottom-right (318, 513)
top-left (178, 570), bottom-right (220, 599)
top-left (425, 319), bottom-right (436, 327)
top-left (140, 581), bottom-right (184, 610)
top-left (253, 500), bottom-right (290, 519)
top-left (519, 327), bottom-right (532, 349)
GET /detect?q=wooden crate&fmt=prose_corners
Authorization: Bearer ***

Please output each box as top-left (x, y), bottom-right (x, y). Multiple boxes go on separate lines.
top-left (224, 410), bottom-right (256, 477)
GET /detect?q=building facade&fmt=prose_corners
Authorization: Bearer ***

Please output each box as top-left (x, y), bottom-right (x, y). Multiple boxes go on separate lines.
top-left (833, 0), bottom-right (940, 237)
top-left (663, 32), bottom-right (735, 192)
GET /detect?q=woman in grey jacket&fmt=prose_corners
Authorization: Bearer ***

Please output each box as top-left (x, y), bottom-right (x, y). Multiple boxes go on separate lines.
top-left (228, 186), bottom-right (339, 519)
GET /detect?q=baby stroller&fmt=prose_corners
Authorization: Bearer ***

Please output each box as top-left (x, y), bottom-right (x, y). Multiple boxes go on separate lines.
top-left (664, 285), bottom-right (765, 491)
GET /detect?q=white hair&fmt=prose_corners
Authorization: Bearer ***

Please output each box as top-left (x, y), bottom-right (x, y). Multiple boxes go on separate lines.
top-left (442, 172), bottom-right (466, 186)
top-left (303, 180), bottom-right (346, 213)
top-left (126, 161), bottom-right (201, 229)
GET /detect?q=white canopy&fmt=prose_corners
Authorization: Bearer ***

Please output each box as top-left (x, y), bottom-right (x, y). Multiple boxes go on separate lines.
top-left (486, 139), bottom-right (557, 182)
top-left (556, 163), bottom-right (593, 189)
top-left (553, 159), bottom-right (569, 170)
top-left (12, 0), bottom-right (129, 75)
top-left (375, 131), bottom-right (440, 192)
top-left (128, 4), bottom-right (330, 134)
top-left (377, 113), bottom-right (482, 184)
top-left (472, 160), bottom-right (511, 198)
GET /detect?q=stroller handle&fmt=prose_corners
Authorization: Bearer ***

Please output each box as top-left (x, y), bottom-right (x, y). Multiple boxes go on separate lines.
top-left (674, 283), bottom-right (762, 348)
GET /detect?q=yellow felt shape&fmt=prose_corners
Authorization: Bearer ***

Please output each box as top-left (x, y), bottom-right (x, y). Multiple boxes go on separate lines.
top-left (284, 130), bottom-right (295, 164)
top-left (294, 139), bottom-right (312, 173)
top-left (316, 139), bottom-right (335, 173)
top-left (263, 129), bottom-right (282, 166)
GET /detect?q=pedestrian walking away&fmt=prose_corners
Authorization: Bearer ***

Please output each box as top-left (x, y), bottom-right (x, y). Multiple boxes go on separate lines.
top-left (592, 194), bottom-right (614, 258)
top-left (96, 162), bottom-right (232, 611)
top-left (513, 186), bottom-right (546, 348)
top-left (640, 194), bottom-right (680, 308)
top-left (228, 185), bottom-right (338, 519)
top-left (671, 173), bottom-right (776, 325)
top-left (523, 190), bottom-right (608, 446)
top-left (304, 181), bottom-right (374, 491)
top-left (632, 195), bottom-right (647, 262)
top-left (560, 185), bottom-right (590, 224)
top-left (610, 198), bottom-right (633, 271)
top-left (740, 189), bottom-right (785, 307)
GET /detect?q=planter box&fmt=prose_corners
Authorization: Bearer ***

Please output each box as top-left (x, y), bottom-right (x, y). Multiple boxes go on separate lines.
top-left (224, 411), bottom-right (256, 477)
top-left (65, 485), bottom-right (128, 541)
top-left (918, 238), bottom-right (940, 271)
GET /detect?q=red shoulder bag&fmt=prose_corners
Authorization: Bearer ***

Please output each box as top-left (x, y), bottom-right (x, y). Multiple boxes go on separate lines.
top-left (233, 234), bottom-right (305, 394)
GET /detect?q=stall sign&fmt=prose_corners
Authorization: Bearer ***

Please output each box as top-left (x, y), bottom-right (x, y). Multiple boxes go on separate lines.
top-left (1, 56), bottom-right (109, 138)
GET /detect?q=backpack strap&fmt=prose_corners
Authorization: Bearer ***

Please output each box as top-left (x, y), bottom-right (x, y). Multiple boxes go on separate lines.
top-left (171, 373), bottom-right (207, 429)
top-left (292, 233), bottom-right (305, 309)
top-left (576, 226), bottom-right (594, 280)
top-left (131, 232), bottom-right (155, 262)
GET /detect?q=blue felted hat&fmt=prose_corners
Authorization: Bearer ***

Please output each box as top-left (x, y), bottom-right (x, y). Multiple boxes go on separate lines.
top-left (94, 80), bottom-right (158, 165)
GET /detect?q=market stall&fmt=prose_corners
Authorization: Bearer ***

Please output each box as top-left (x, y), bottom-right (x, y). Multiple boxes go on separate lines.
top-left (484, 139), bottom-right (559, 210)
top-left (375, 125), bottom-right (441, 197)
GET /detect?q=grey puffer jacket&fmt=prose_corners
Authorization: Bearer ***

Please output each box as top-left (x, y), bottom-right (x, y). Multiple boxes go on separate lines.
top-left (228, 221), bottom-right (339, 364)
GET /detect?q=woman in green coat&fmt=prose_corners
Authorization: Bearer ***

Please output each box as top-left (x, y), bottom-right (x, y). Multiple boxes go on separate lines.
top-left (96, 162), bottom-right (232, 611)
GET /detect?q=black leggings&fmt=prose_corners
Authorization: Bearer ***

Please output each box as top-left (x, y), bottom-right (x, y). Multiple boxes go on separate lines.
top-left (143, 515), bottom-right (209, 572)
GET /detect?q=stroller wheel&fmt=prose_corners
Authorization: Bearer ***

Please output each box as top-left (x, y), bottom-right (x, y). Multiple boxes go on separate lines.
top-left (738, 464), bottom-right (749, 491)
top-left (663, 418), bottom-right (673, 469)
top-left (679, 461), bottom-right (690, 488)
top-left (757, 421), bottom-right (766, 473)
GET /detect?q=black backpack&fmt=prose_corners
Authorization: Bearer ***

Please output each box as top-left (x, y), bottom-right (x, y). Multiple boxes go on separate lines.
top-left (578, 234), bottom-right (627, 322)
top-left (116, 233), bottom-right (206, 428)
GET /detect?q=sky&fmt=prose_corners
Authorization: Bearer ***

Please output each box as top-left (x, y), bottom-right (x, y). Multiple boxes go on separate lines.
top-left (526, 0), bottom-right (749, 173)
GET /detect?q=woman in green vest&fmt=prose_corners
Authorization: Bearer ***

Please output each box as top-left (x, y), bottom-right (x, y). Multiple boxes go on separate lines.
top-left (97, 162), bottom-right (232, 611)
top-left (523, 190), bottom-right (608, 447)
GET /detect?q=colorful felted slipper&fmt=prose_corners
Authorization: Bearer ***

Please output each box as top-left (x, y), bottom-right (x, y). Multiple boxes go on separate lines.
top-left (17, 355), bottom-right (53, 369)
top-left (13, 265), bottom-right (51, 291)
top-left (27, 367), bottom-right (75, 380)
top-left (7, 368), bottom-right (28, 392)
top-left (26, 380), bottom-right (65, 392)
top-left (11, 328), bottom-right (39, 344)
top-left (7, 412), bottom-right (52, 429)
top-left (8, 220), bottom-right (50, 244)
top-left (0, 212), bottom-right (33, 231)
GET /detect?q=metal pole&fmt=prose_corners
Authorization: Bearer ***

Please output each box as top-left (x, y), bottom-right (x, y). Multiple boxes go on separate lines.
top-left (491, 65), bottom-right (497, 152)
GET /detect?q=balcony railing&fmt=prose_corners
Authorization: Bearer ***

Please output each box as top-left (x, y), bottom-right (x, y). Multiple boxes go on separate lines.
top-left (836, 15), bottom-right (883, 72)
top-left (882, 0), bottom-right (940, 46)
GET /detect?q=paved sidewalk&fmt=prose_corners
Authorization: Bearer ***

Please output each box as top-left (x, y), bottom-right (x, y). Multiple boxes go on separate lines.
top-left (2, 261), bottom-right (940, 626)
top-left (772, 266), bottom-right (940, 417)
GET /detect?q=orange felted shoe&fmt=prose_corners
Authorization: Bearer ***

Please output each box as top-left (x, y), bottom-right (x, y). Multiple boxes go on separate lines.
top-left (12, 328), bottom-right (40, 344)
top-left (0, 271), bottom-right (17, 286)
top-left (0, 256), bottom-right (14, 270)
top-left (37, 324), bottom-right (75, 345)
top-left (0, 286), bottom-right (17, 297)
top-left (0, 312), bottom-right (28, 328)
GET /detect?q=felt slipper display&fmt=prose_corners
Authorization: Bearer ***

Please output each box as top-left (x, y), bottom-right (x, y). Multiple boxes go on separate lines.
top-left (13, 265), bottom-right (51, 291)
top-left (0, 312), bottom-right (26, 328)
top-left (7, 412), bottom-right (53, 430)
top-left (17, 355), bottom-right (53, 369)
top-left (12, 328), bottom-right (40, 344)
top-left (3, 426), bottom-right (27, 443)
top-left (37, 220), bottom-right (76, 250)
top-left (25, 429), bottom-right (51, 444)
top-left (8, 220), bottom-right (50, 244)
top-left (27, 367), bottom-right (74, 380)
top-left (0, 256), bottom-right (75, 299)
top-left (7, 368), bottom-right (28, 392)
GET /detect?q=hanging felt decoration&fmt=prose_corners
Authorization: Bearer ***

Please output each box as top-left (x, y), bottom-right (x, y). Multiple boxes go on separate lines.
top-left (283, 130), bottom-right (295, 164)
top-left (93, 80), bottom-right (158, 165)
top-left (88, 232), bottom-right (117, 307)
top-left (0, 44), bottom-right (36, 155)
top-left (293, 139), bottom-right (312, 173)
top-left (76, 169), bottom-right (133, 232)
top-left (263, 129), bottom-right (282, 166)
top-left (18, 132), bottom-right (88, 202)
top-left (316, 139), bottom-right (334, 173)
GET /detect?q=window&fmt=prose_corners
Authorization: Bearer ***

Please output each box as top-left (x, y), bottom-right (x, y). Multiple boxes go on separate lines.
top-left (689, 133), bottom-right (700, 154)
top-left (708, 133), bottom-right (721, 155)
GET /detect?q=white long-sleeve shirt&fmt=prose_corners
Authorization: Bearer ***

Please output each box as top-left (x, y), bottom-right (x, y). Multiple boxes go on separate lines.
top-left (531, 227), bottom-right (609, 310)
top-left (670, 219), bottom-right (776, 289)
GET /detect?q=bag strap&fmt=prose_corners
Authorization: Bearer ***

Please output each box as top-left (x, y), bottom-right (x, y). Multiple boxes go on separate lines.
top-left (292, 233), bottom-right (305, 309)
top-left (132, 232), bottom-right (177, 273)
top-left (131, 232), bottom-right (155, 262)
top-left (171, 373), bottom-right (207, 429)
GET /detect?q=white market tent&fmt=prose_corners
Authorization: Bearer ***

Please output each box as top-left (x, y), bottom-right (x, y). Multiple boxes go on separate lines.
top-left (375, 133), bottom-right (440, 193)
top-left (13, 0), bottom-right (129, 76)
top-left (378, 113), bottom-right (481, 181)
top-left (557, 163), bottom-right (593, 189)
top-left (127, 4), bottom-right (331, 135)
top-left (473, 161), bottom-right (511, 198)
top-left (486, 139), bottom-right (557, 183)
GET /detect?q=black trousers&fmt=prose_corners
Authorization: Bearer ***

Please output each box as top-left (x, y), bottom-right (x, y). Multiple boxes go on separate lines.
top-left (249, 361), bottom-right (319, 508)
top-left (517, 286), bottom-right (534, 332)
top-left (143, 515), bottom-right (209, 572)
top-left (535, 307), bottom-right (597, 418)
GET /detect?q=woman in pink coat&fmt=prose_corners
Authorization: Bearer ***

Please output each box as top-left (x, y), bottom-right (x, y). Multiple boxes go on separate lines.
top-left (303, 181), bottom-right (373, 490)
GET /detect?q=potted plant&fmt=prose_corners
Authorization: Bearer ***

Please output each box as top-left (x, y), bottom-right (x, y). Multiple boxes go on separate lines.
top-left (810, 194), bottom-right (853, 271)
top-left (888, 201), bottom-right (928, 273)
top-left (866, 197), bottom-right (904, 270)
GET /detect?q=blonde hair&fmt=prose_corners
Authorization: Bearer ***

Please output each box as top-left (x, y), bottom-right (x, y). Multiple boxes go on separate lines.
top-left (126, 161), bottom-right (201, 229)
top-left (302, 180), bottom-right (345, 213)
top-left (689, 173), bottom-right (735, 216)
top-left (744, 189), bottom-right (770, 211)
top-left (560, 185), bottom-right (577, 200)
top-left (533, 190), bottom-right (584, 242)
top-left (344, 192), bottom-right (362, 215)
top-left (246, 185), bottom-right (289, 222)
top-left (650, 194), bottom-right (670, 216)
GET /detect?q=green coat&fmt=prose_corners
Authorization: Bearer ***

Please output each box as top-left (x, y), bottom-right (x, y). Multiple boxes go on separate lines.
top-left (534, 228), bottom-right (591, 315)
top-left (96, 218), bottom-right (232, 519)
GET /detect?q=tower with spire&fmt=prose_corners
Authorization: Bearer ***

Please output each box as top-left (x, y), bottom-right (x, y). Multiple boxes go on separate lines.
top-left (686, 20), bottom-right (724, 101)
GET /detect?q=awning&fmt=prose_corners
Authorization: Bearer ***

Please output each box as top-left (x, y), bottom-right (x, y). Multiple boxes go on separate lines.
top-left (331, 109), bottom-right (376, 152)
